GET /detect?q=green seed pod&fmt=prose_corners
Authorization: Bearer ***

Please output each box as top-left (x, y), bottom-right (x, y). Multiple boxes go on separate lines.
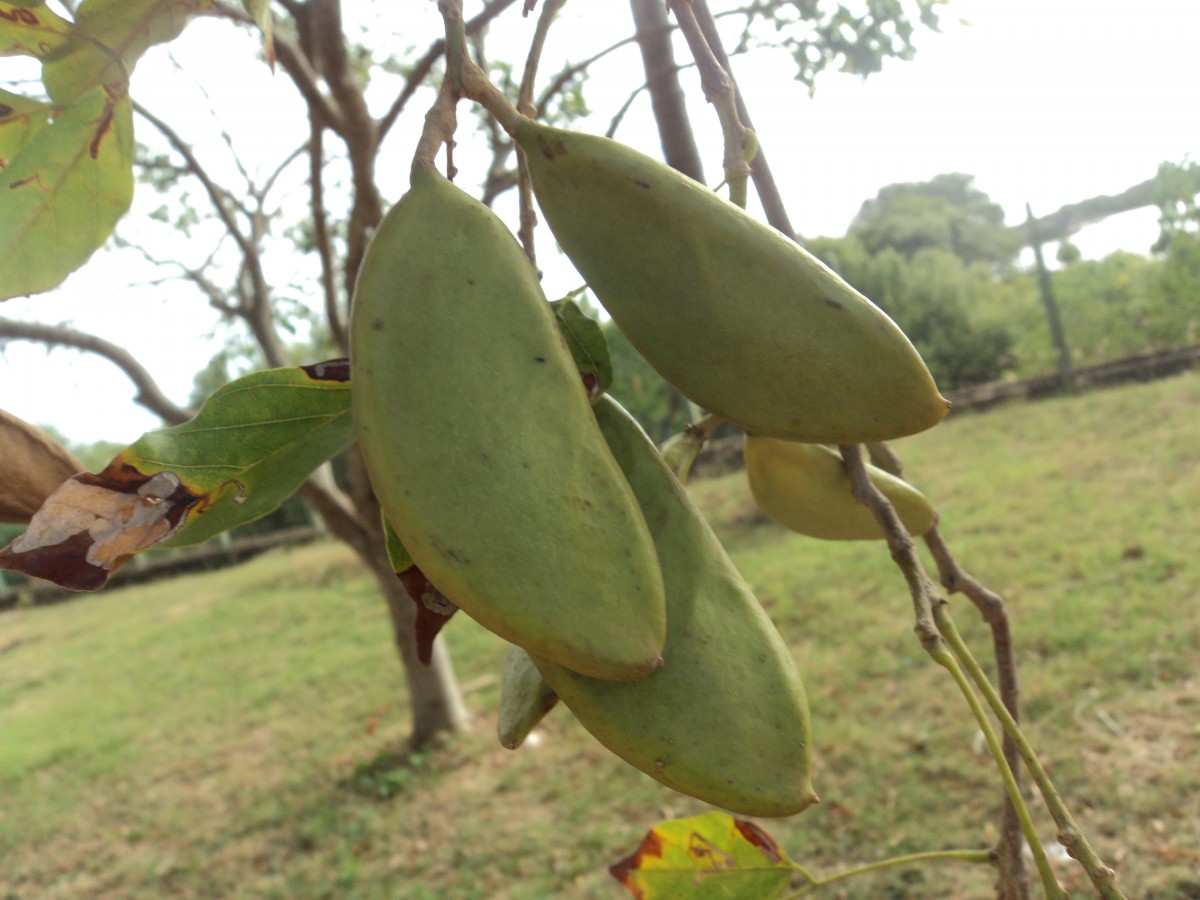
top-left (534, 397), bottom-right (817, 817)
top-left (744, 435), bottom-right (936, 540)
top-left (351, 161), bottom-right (666, 681)
top-left (515, 120), bottom-right (950, 444)
top-left (497, 643), bottom-right (560, 750)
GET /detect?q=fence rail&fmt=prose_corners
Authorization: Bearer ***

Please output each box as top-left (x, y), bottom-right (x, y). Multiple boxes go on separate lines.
top-left (1, 525), bottom-right (321, 611)
top-left (690, 343), bottom-right (1200, 478)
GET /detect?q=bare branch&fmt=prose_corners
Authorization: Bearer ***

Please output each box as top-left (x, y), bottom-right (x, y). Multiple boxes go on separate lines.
top-left (0, 319), bottom-right (192, 426)
top-left (308, 119), bottom-right (346, 353)
top-left (376, 0), bottom-right (522, 142)
top-left (630, 0), bottom-right (705, 183)
top-left (692, 0), bottom-right (796, 238)
top-left (133, 102), bottom-right (256, 268)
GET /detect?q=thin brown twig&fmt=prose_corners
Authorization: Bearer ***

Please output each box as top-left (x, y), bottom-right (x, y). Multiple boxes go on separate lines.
top-left (866, 440), bottom-right (1028, 897)
top-left (512, 0), bottom-right (567, 266)
top-left (665, 0), bottom-right (751, 205)
top-left (840, 443), bottom-right (1066, 898)
top-left (924, 525), bottom-right (1029, 899)
top-left (690, 0), bottom-right (796, 238)
top-left (377, 0), bottom-right (521, 141)
top-left (308, 117), bottom-right (346, 354)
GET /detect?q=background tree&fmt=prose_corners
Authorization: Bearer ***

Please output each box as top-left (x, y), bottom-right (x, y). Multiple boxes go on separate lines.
top-left (850, 172), bottom-right (1021, 266)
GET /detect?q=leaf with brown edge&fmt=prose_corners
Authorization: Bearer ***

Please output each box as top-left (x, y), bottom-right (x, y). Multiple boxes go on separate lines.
top-left (0, 468), bottom-right (197, 590)
top-left (0, 83), bottom-right (133, 300)
top-left (0, 361), bottom-right (353, 590)
top-left (0, 408), bottom-right (84, 524)
top-left (40, 0), bottom-right (214, 105)
top-left (611, 812), bottom-right (795, 900)
top-left (120, 360), bottom-right (354, 548)
top-left (384, 516), bottom-right (457, 665)
top-left (0, 1), bottom-right (74, 61)
top-left (0, 89), bottom-right (52, 169)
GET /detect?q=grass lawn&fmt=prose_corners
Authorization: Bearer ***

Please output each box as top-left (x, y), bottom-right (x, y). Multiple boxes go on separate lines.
top-left (2, 371), bottom-right (1198, 898)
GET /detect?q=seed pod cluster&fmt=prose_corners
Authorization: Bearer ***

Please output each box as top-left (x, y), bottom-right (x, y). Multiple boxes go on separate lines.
top-left (351, 119), bottom-right (946, 816)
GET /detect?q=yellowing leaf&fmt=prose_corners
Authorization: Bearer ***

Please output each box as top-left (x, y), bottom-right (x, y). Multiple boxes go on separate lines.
top-left (41, 0), bottom-right (214, 105)
top-left (611, 812), bottom-right (795, 900)
top-left (0, 88), bottom-right (52, 170)
top-left (0, 1), bottom-right (74, 60)
top-left (0, 83), bottom-right (133, 300)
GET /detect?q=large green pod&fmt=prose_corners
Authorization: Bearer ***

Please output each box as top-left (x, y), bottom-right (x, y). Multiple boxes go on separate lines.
top-left (515, 120), bottom-right (950, 444)
top-left (744, 435), bottom-right (936, 540)
top-left (350, 162), bottom-right (666, 681)
top-left (534, 397), bottom-right (816, 817)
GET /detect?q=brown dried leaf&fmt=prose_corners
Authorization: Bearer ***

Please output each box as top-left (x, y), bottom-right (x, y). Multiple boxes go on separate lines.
top-left (397, 566), bottom-right (458, 665)
top-left (0, 465), bottom-right (198, 590)
top-left (0, 408), bottom-right (84, 524)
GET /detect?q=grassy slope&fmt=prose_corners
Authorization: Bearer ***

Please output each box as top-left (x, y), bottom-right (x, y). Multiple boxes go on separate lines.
top-left (1, 372), bottom-right (1198, 899)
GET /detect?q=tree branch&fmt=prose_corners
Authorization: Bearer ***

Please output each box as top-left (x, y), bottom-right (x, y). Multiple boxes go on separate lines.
top-left (376, 0), bottom-right (522, 142)
top-left (0, 319), bottom-right (192, 426)
top-left (308, 118), bottom-right (346, 354)
top-left (691, 0), bottom-right (796, 238)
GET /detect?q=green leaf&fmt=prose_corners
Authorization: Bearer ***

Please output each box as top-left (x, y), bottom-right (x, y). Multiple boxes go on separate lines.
top-left (41, 0), bottom-right (212, 105)
top-left (0, 83), bottom-right (133, 300)
top-left (611, 812), bottom-right (795, 900)
top-left (0, 88), bottom-right (52, 165)
top-left (125, 360), bottom-right (353, 547)
top-left (550, 296), bottom-right (613, 395)
top-left (0, 1), bottom-right (74, 60)
top-left (382, 515), bottom-right (414, 573)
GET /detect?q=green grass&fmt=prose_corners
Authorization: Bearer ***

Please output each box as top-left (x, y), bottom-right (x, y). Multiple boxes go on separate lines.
top-left (3, 372), bottom-right (1199, 898)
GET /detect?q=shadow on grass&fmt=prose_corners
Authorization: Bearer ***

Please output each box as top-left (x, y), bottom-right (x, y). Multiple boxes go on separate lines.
top-left (339, 744), bottom-right (437, 801)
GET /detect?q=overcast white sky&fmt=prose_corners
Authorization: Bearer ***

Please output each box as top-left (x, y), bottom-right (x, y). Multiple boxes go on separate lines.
top-left (1, 0), bottom-right (1197, 446)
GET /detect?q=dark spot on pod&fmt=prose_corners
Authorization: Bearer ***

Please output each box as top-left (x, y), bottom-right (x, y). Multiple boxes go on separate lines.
top-left (535, 356), bottom-right (547, 363)
top-left (633, 179), bottom-right (651, 189)
top-left (825, 297), bottom-right (845, 310)
top-left (371, 318), bottom-right (385, 331)
top-left (0, 104), bottom-right (12, 117)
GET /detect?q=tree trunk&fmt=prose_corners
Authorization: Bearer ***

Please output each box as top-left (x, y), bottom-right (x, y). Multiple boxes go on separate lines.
top-left (300, 456), bottom-right (472, 747)
top-left (629, 0), bottom-right (705, 183)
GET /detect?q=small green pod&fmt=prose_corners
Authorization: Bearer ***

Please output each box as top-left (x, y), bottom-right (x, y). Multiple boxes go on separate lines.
top-left (497, 643), bottom-right (560, 750)
top-left (515, 120), bottom-right (950, 444)
top-left (534, 397), bottom-right (816, 817)
top-left (744, 435), bottom-right (936, 540)
top-left (351, 162), bottom-right (666, 681)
